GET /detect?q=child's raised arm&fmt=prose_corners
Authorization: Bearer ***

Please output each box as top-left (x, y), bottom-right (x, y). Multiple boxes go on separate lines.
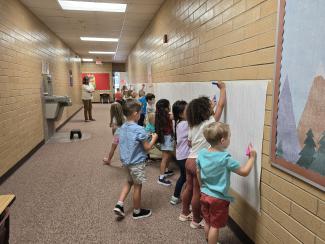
top-left (143, 133), bottom-right (158, 151)
top-left (196, 167), bottom-right (202, 187)
top-left (234, 149), bottom-right (257, 177)
top-left (214, 81), bottom-right (226, 122)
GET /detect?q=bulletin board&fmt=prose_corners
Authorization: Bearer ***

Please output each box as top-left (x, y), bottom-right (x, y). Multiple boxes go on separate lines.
top-left (81, 73), bottom-right (110, 90)
top-left (271, 0), bottom-right (325, 191)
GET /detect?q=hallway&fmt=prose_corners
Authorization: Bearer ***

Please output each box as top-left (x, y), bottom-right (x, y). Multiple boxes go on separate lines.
top-left (0, 104), bottom-right (242, 244)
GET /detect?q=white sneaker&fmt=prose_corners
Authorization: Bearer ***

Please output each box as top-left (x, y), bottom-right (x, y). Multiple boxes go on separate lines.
top-left (170, 196), bottom-right (181, 205)
top-left (179, 212), bottom-right (193, 222)
top-left (190, 219), bottom-right (205, 229)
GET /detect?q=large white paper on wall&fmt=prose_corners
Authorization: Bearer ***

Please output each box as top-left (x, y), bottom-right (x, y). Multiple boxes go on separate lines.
top-left (222, 81), bottom-right (268, 212)
top-left (153, 82), bottom-right (220, 104)
top-left (149, 80), bottom-right (268, 212)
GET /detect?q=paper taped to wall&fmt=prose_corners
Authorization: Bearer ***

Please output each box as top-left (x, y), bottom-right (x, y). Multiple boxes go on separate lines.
top-left (141, 80), bottom-right (268, 212)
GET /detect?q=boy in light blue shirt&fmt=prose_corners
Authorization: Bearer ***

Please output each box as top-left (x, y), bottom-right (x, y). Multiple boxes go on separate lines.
top-left (113, 99), bottom-right (158, 220)
top-left (196, 122), bottom-right (256, 244)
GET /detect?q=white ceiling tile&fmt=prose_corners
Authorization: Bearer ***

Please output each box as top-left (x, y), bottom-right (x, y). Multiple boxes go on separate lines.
top-left (21, 0), bottom-right (165, 62)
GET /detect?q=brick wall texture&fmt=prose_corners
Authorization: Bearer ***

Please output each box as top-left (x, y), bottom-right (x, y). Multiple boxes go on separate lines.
top-left (127, 0), bottom-right (325, 243)
top-left (0, 0), bottom-right (82, 176)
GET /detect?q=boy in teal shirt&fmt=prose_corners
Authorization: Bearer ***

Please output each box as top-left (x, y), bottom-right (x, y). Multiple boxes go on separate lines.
top-left (196, 122), bottom-right (256, 244)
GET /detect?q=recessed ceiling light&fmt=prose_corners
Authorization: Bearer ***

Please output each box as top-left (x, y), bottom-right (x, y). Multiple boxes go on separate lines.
top-left (80, 37), bottom-right (118, 42)
top-left (58, 1), bottom-right (127, 12)
top-left (89, 51), bottom-right (115, 55)
top-left (82, 58), bottom-right (93, 62)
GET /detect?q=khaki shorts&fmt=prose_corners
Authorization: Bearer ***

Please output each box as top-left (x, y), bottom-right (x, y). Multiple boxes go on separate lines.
top-left (124, 162), bottom-right (146, 184)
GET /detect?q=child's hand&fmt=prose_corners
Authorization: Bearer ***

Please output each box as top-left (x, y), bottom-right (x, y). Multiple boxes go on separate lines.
top-left (151, 133), bottom-right (158, 141)
top-left (217, 81), bottom-right (225, 89)
top-left (249, 148), bottom-right (257, 159)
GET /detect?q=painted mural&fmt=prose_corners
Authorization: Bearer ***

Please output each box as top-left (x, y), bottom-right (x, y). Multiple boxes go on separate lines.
top-left (272, 0), bottom-right (325, 190)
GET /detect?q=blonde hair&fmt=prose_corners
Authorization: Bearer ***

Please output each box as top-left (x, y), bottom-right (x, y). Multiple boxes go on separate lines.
top-left (203, 122), bottom-right (230, 146)
top-left (147, 112), bottom-right (155, 124)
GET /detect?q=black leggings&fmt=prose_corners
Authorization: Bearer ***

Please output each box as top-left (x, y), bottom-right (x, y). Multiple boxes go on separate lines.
top-left (173, 159), bottom-right (187, 198)
top-left (138, 113), bottom-right (145, 126)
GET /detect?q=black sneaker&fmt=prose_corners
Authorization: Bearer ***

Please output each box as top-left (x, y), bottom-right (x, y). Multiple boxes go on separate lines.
top-left (164, 170), bottom-right (174, 177)
top-left (113, 204), bottom-right (125, 217)
top-left (157, 177), bottom-right (172, 186)
top-left (132, 208), bottom-right (152, 219)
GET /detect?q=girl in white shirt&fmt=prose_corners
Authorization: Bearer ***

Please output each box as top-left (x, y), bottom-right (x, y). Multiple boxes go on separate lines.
top-left (179, 81), bottom-right (226, 229)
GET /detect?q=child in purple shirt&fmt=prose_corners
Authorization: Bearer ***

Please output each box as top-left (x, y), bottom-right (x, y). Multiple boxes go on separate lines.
top-left (170, 100), bottom-right (190, 205)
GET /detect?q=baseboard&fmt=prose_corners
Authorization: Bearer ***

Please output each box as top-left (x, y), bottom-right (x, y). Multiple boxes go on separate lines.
top-left (0, 140), bottom-right (45, 185)
top-left (56, 107), bottom-right (82, 132)
top-left (0, 107), bottom-right (82, 184)
top-left (228, 217), bottom-right (255, 244)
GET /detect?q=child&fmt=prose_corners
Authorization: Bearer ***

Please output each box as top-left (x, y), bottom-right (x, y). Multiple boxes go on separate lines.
top-left (113, 99), bottom-right (158, 219)
top-left (180, 81), bottom-right (226, 229)
top-left (170, 100), bottom-right (190, 205)
top-left (145, 112), bottom-right (162, 161)
top-left (146, 93), bottom-right (156, 114)
top-left (155, 99), bottom-right (174, 186)
top-left (103, 103), bottom-right (125, 165)
top-left (145, 112), bottom-right (155, 134)
top-left (138, 90), bottom-right (147, 126)
top-left (197, 122), bottom-right (256, 244)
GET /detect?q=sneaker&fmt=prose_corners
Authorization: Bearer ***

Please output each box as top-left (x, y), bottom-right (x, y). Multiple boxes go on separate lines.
top-left (157, 177), bottom-right (172, 186)
top-left (178, 212), bottom-right (193, 222)
top-left (113, 204), bottom-right (125, 217)
top-left (170, 196), bottom-right (181, 205)
top-left (132, 208), bottom-right (152, 219)
top-left (164, 170), bottom-right (174, 177)
top-left (190, 219), bottom-right (205, 229)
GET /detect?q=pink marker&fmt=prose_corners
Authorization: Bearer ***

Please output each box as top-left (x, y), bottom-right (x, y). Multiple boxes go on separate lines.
top-left (246, 143), bottom-right (253, 156)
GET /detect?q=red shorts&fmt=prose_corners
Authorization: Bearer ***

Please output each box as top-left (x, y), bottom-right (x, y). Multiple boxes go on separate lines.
top-left (200, 193), bottom-right (230, 228)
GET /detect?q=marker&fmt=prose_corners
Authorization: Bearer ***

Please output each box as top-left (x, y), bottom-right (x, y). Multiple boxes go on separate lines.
top-left (246, 143), bottom-right (253, 156)
top-left (211, 80), bottom-right (220, 87)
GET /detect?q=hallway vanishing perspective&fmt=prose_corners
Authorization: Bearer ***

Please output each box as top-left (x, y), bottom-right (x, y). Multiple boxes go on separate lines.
top-left (0, 105), bottom-right (242, 244)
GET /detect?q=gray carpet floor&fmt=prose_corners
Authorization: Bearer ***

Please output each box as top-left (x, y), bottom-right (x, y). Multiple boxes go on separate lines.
top-left (1, 104), bottom-right (243, 244)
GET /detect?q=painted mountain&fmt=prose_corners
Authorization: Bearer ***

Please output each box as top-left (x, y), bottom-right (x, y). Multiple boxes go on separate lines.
top-left (297, 75), bottom-right (325, 147)
top-left (276, 76), bottom-right (301, 162)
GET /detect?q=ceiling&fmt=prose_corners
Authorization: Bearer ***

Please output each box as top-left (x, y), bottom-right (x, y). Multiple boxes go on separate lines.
top-left (20, 0), bottom-right (165, 62)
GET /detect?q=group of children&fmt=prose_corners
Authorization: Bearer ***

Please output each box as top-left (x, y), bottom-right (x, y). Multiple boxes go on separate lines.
top-left (103, 81), bottom-right (257, 244)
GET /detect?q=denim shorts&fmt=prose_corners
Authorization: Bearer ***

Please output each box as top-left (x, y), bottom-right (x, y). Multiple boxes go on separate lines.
top-left (160, 135), bottom-right (175, 151)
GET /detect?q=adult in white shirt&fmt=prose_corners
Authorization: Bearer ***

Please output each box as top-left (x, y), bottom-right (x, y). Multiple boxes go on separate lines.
top-left (82, 76), bottom-right (95, 122)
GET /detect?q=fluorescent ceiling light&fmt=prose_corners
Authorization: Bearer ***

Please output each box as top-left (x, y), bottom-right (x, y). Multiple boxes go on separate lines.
top-left (89, 51), bottom-right (115, 54)
top-left (80, 37), bottom-right (118, 42)
top-left (82, 58), bottom-right (93, 62)
top-left (58, 1), bottom-right (127, 12)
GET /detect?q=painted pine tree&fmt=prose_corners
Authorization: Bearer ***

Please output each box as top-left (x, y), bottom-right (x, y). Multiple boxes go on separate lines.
top-left (296, 129), bottom-right (316, 168)
top-left (276, 141), bottom-right (284, 157)
top-left (309, 131), bottom-right (325, 176)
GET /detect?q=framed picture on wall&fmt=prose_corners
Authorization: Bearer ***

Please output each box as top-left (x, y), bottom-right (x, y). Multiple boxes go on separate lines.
top-left (271, 0), bottom-right (325, 190)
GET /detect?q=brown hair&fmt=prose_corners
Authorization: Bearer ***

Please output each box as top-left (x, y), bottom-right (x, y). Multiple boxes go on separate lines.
top-left (203, 122), bottom-right (230, 146)
top-left (110, 102), bottom-right (125, 127)
top-left (186, 96), bottom-right (213, 128)
top-left (123, 98), bottom-right (141, 117)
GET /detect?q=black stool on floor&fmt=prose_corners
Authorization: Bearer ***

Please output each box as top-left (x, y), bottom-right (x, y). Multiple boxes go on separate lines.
top-left (70, 129), bottom-right (82, 140)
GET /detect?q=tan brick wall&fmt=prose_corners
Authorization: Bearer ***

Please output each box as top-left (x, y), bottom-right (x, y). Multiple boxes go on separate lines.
top-left (127, 0), bottom-right (325, 243)
top-left (0, 0), bottom-right (82, 176)
top-left (81, 63), bottom-right (113, 102)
